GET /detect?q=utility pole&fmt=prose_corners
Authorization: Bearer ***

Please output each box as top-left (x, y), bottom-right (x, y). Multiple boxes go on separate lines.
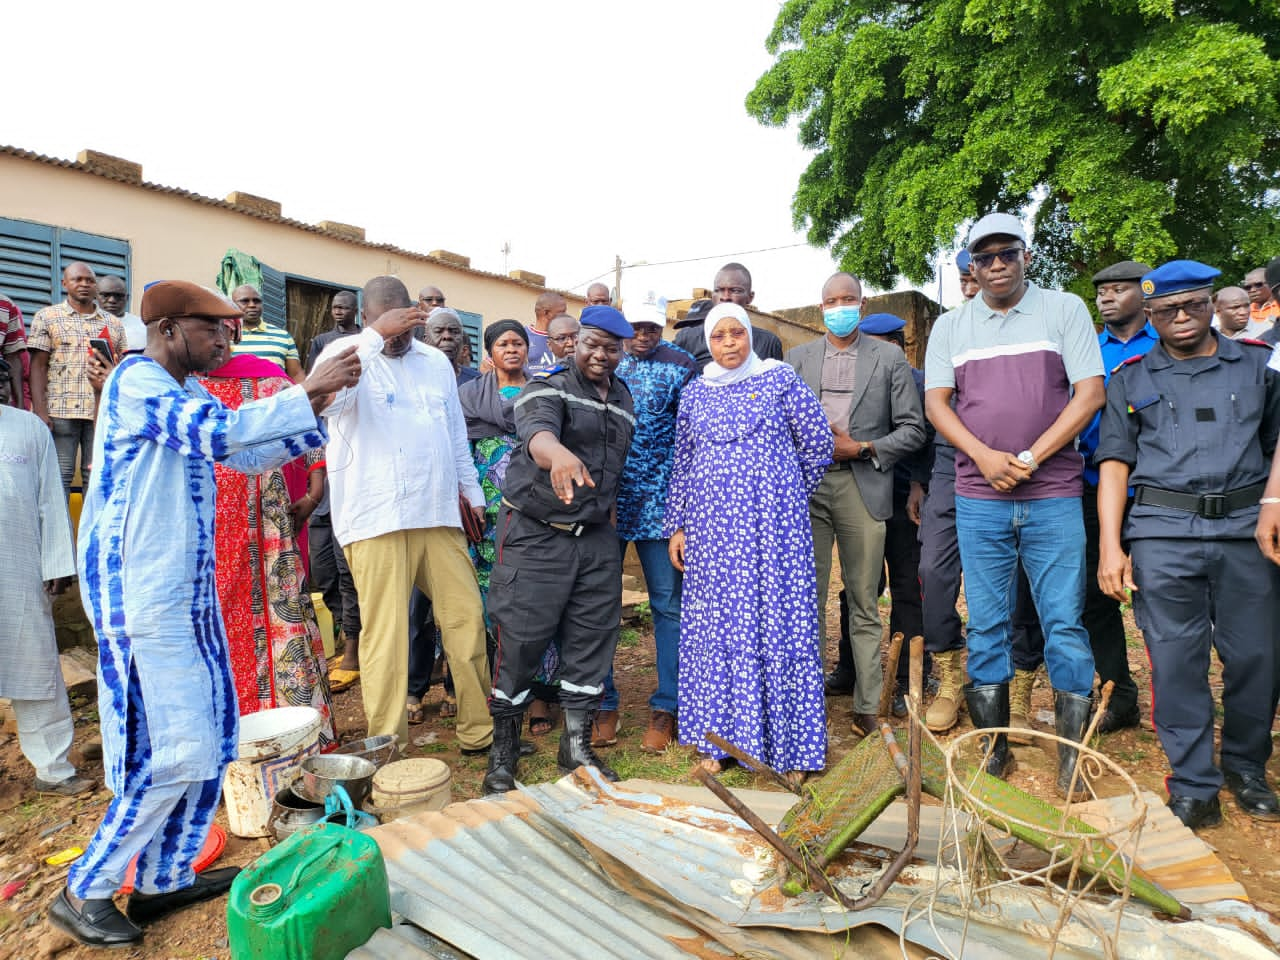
top-left (614, 254), bottom-right (623, 306)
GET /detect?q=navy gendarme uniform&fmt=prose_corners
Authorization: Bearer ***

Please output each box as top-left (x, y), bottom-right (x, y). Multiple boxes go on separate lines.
top-left (1096, 333), bottom-right (1280, 800)
top-left (488, 362), bottom-right (635, 715)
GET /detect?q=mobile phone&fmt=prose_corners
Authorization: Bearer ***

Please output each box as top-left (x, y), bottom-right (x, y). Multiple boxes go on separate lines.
top-left (88, 338), bottom-right (114, 364)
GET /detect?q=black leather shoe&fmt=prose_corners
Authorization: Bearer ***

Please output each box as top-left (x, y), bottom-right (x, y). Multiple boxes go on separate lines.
top-left (48, 888), bottom-right (142, 947)
top-left (1224, 770), bottom-right (1280, 822)
top-left (126, 867), bottom-right (241, 925)
top-left (1167, 794), bottom-right (1222, 830)
top-left (824, 666), bottom-right (855, 696)
top-left (1095, 705), bottom-right (1141, 734)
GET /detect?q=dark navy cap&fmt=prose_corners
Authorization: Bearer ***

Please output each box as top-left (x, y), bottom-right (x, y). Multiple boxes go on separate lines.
top-left (956, 250), bottom-right (972, 274)
top-left (1092, 260), bottom-right (1153, 285)
top-left (1140, 260), bottom-right (1222, 300)
top-left (579, 304), bottom-right (634, 339)
top-left (861, 312), bottom-right (905, 335)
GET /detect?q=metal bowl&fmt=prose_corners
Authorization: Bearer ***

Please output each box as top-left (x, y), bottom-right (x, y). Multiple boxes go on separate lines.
top-left (333, 735), bottom-right (399, 769)
top-left (293, 754), bottom-right (376, 807)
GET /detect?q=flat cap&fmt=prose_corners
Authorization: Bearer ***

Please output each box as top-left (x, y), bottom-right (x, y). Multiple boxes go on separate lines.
top-left (955, 250), bottom-right (972, 274)
top-left (579, 304), bottom-right (634, 339)
top-left (1092, 260), bottom-right (1153, 285)
top-left (141, 281), bottom-right (242, 323)
top-left (1140, 260), bottom-right (1221, 300)
top-left (861, 312), bottom-right (906, 335)
top-left (967, 212), bottom-right (1027, 253)
top-left (674, 297), bottom-right (713, 329)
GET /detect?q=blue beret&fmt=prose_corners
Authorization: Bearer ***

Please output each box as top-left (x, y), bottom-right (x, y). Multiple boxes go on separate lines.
top-left (1140, 260), bottom-right (1221, 300)
top-left (579, 304), bottom-right (634, 339)
top-left (955, 250), bottom-right (972, 274)
top-left (861, 312), bottom-right (905, 335)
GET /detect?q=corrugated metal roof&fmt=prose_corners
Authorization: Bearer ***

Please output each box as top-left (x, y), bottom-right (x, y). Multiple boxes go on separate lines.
top-left (0, 145), bottom-right (581, 299)
top-left (362, 772), bottom-right (1280, 960)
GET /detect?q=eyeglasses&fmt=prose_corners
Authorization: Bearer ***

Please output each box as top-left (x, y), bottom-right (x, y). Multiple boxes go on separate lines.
top-left (420, 296), bottom-right (446, 304)
top-left (969, 246), bottom-right (1025, 269)
top-left (1243, 282), bottom-right (1267, 290)
top-left (1147, 298), bottom-right (1212, 323)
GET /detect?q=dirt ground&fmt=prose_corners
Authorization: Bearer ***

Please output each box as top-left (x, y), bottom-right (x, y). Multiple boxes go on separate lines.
top-left (3, 594), bottom-right (1280, 959)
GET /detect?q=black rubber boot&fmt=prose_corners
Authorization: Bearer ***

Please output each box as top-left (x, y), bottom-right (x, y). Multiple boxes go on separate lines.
top-left (481, 713), bottom-right (522, 795)
top-left (964, 682), bottom-right (1015, 779)
top-left (1054, 689), bottom-right (1092, 801)
top-left (558, 709), bottom-right (619, 781)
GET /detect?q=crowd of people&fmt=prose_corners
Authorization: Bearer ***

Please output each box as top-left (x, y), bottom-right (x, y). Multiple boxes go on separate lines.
top-left (6, 219), bottom-right (1280, 946)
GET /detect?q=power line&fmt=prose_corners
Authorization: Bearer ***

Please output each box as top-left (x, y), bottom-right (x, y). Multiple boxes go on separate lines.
top-left (566, 241), bottom-right (813, 291)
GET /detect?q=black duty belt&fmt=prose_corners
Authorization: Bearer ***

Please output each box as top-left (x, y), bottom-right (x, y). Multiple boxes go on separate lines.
top-left (1133, 483), bottom-right (1265, 520)
top-left (501, 498), bottom-right (585, 537)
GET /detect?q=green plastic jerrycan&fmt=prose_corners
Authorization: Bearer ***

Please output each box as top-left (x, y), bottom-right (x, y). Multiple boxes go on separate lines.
top-left (227, 822), bottom-right (391, 959)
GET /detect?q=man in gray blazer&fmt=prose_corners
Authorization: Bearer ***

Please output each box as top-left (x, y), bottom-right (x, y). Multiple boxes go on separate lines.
top-left (786, 273), bottom-right (926, 736)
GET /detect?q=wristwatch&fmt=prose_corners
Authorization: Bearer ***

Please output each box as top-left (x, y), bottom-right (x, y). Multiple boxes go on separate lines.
top-left (1017, 450), bottom-right (1038, 471)
top-left (857, 441), bottom-right (874, 461)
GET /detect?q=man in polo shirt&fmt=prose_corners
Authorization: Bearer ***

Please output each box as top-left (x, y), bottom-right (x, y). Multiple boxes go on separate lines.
top-left (28, 262), bottom-right (126, 497)
top-left (230, 284), bottom-right (303, 382)
top-left (1076, 260), bottom-right (1157, 734)
top-left (1245, 267), bottom-right (1280, 334)
top-left (924, 213), bottom-right (1104, 797)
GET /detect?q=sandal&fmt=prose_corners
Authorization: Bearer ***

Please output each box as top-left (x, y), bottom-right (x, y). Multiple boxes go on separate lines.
top-left (528, 700), bottom-right (555, 737)
top-left (439, 694), bottom-right (458, 719)
top-left (407, 698), bottom-right (426, 725)
top-left (328, 668), bottom-right (360, 694)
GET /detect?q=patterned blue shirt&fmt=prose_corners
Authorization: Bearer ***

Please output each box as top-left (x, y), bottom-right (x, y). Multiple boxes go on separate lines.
top-left (1078, 321), bottom-right (1159, 486)
top-left (616, 342), bottom-right (697, 540)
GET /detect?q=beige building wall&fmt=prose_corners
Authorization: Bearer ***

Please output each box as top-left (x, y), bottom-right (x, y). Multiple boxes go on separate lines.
top-left (0, 151), bottom-right (583, 330)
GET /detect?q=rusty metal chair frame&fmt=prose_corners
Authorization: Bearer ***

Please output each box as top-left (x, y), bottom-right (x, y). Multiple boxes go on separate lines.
top-left (692, 633), bottom-right (924, 912)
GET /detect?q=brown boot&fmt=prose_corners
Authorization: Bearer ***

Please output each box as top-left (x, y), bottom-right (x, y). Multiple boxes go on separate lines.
top-left (590, 709), bottom-right (621, 747)
top-left (640, 711), bottom-right (676, 753)
top-left (925, 648), bottom-right (965, 732)
top-left (1008, 668), bottom-right (1038, 745)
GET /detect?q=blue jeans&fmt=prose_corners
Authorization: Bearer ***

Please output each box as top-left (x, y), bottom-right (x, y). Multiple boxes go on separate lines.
top-left (600, 539), bottom-right (682, 714)
top-left (954, 495), bottom-right (1094, 697)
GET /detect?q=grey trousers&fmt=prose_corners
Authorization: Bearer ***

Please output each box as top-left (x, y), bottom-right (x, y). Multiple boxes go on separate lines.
top-left (810, 468), bottom-right (886, 714)
top-left (12, 666), bottom-right (76, 782)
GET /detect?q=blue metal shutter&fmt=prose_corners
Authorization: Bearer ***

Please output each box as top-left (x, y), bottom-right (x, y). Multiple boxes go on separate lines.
top-left (457, 309), bottom-right (483, 369)
top-left (259, 262), bottom-right (287, 329)
top-left (0, 218), bottom-right (131, 328)
top-left (0, 217), bottom-right (57, 322)
top-left (57, 227), bottom-right (130, 293)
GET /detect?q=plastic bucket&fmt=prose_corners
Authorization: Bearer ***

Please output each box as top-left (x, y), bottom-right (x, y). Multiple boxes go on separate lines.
top-left (224, 707), bottom-right (323, 838)
top-left (369, 758), bottom-right (452, 821)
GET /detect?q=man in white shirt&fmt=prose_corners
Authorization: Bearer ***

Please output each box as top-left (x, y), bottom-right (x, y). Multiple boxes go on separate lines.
top-left (97, 275), bottom-right (146, 354)
top-left (315, 276), bottom-right (493, 752)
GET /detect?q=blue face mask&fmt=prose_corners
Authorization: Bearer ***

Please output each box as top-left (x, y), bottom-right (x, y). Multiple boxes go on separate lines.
top-left (823, 305), bottom-right (861, 337)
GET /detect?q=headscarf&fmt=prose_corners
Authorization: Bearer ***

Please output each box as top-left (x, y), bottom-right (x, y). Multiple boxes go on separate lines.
top-left (459, 370), bottom-right (520, 440)
top-left (701, 303), bottom-right (783, 388)
top-left (484, 319), bottom-right (528, 354)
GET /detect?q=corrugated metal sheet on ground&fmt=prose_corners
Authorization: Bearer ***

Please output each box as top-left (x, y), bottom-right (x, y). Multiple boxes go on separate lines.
top-left (363, 773), bottom-right (1280, 960)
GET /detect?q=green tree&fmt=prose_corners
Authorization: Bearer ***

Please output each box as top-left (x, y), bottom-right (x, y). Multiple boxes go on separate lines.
top-left (747, 1), bottom-right (1280, 291)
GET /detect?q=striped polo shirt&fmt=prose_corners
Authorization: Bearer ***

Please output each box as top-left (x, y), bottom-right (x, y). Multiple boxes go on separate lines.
top-left (233, 321), bottom-right (299, 370)
top-left (924, 282), bottom-right (1103, 500)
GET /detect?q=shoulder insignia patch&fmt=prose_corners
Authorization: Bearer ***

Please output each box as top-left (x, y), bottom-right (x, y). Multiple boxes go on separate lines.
top-left (533, 364), bottom-right (566, 379)
top-left (1111, 354), bottom-right (1146, 375)
top-left (1239, 338), bottom-right (1274, 349)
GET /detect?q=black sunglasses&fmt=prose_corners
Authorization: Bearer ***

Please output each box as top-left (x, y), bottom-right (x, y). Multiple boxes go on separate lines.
top-left (970, 246), bottom-right (1025, 269)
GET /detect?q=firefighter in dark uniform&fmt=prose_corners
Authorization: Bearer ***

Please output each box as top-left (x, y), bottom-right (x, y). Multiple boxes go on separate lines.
top-left (1096, 259), bottom-right (1280, 830)
top-left (483, 305), bottom-right (636, 794)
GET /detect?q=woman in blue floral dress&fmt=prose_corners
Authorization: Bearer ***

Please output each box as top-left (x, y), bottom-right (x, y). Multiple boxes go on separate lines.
top-left (665, 304), bottom-right (833, 782)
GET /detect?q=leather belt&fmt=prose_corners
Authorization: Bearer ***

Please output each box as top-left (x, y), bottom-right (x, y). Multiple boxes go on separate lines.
top-left (501, 498), bottom-right (585, 537)
top-left (1132, 483), bottom-right (1265, 520)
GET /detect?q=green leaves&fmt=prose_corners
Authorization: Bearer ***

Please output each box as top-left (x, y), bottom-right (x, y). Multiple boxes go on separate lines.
top-left (748, 1), bottom-right (1280, 289)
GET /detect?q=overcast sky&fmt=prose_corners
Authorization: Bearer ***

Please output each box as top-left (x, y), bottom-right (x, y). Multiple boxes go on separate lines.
top-left (7, 0), bottom-right (963, 311)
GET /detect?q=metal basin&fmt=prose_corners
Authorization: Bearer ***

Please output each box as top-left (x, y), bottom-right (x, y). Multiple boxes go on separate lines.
top-left (333, 735), bottom-right (399, 769)
top-left (293, 754), bottom-right (376, 807)
top-left (269, 785), bottom-right (326, 843)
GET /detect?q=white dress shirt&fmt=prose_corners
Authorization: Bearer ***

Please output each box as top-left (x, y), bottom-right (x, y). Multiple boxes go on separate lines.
top-left (318, 327), bottom-right (483, 547)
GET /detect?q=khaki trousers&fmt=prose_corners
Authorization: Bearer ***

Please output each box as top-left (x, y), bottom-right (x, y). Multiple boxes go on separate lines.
top-left (345, 527), bottom-right (493, 750)
top-left (810, 468), bottom-right (887, 714)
